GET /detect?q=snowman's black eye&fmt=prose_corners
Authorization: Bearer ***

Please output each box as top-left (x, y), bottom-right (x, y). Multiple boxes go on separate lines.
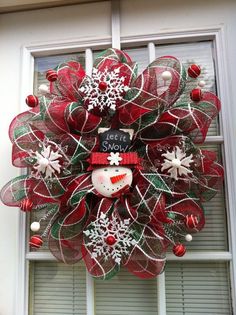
top-left (104, 169), bottom-right (108, 171)
top-left (115, 169), bottom-right (119, 172)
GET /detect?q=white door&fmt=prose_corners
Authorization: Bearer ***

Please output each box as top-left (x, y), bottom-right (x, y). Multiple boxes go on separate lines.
top-left (1, 1), bottom-right (236, 315)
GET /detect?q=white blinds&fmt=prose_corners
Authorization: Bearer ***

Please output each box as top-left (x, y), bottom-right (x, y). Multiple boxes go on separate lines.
top-left (29, 262), bottom-right (87, 315)
top-left (95, 268), bottom-right (157, 315)
top-left (165, 262), bottom-right (232, 315)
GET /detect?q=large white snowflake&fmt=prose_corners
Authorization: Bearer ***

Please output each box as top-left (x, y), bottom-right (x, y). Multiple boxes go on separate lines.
top-left (83, 212), bottom-right (137, 264)
top-left (79, 67), bottom-right (129, 113)
top-left (161, 146), bottom-right (193, 180)
top-left (31, 144), bottom-right (62, 179)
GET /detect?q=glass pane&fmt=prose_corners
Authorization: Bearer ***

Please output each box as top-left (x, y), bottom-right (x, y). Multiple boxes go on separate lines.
top-left (156, 41), bottom-right (220, 136)
top-left (95, 268), bottom-right (158, 315)
top-left (94, 47), bottom-right (149, 75)
top-left (123, 47), bottom-right (149, 74)
top-left (34, 53), bottom-right (85, 93)
top-left (165, 262), bottom-right (232, 315)
top-left (29, 261), bottom-right (86, 315)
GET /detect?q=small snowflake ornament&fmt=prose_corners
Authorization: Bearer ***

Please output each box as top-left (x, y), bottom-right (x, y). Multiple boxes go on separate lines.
top-left (31, 144), bottom-right (62, 179)
top-left (107, 152), bottom-right (123, 166)
top-left (84, 212), bottom-right (137, 264)
top-left (79, 67), bottom-right (129, 116)
top-left (161, 146), bottom-right (193, 180)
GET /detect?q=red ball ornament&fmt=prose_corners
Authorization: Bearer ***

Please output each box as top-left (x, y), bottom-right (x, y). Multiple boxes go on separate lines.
top-left (190, 88), bottom-right (202, 102)
top-left (105, 235), bottom-right (117, 246)
top-left (29, 235), bottom-right (43, 249)
top-left (46, 69), bottom-right (58, 82)
top-left (25, 95), bottom-right (39, 108)
top-left (185, 214), bottom-right (199, 229)
top-left (173, 244), bottom-right (186, 257)
top-left (98, 81), bottom-right (108, 92)
top-left (20, 198), bottom-right (33, 212)
top-left (188, 64), bottom-right (201, 78)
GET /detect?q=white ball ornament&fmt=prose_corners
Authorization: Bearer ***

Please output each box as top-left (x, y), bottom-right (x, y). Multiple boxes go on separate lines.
top-left (38, 84), bottom-right (49, 95)
top-left (185, 234), bottom-right (193, 242)
top-left (161, 71), bottom-right (172, 81)
top-left (198, 80), bottom-right (206, 88)
top-left (30, 221), bottom-right (41, 232)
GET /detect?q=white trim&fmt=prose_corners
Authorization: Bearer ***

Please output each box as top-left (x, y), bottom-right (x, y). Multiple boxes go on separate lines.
top-left (213, 26), bottom-right (236, 313)
top-left (111, 0), bottom-right (120, 49)
top-left (84, 46), bottom-right (95, 315)
top-left (26, 251), bottom-right (233, 261)
top-left (26, 252), bottom-right (55, 260)
top-left (85, 48), bottom-right (93, 76)
top-left (120, 26), bottom-right (221, 46)
top-left (148, 42), bottom-right (156, 63)
top-left (86, 271), bottom-right (95, 315)
top-left (20, 46), bottom-right (35, 108)
top-left (166, 252), bottom-right (232, 261)
top-left (204, 135), bottom-right (224, 143)
top-left (15, 212), bottom-right (29, 315)
top-left (24, 37), bottom-right (112, 56)
top-left (157, 273), bottom-right (166, 315)
top-left (16, 45), bottom-right (35, 315)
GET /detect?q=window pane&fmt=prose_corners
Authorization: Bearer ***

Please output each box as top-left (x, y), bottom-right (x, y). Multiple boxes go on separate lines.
top-left (29, 262), bottom-right (87, 315)
top-left (123, 47), bottom-right (149, 74)
top-left (34, 53), bottom-right (85, 92)
top-left (95, 268), bottom-right (158, 315)
top-left (93, 47), bottom-right (149, 75)
top-left (165, 262), bottom-right (232, 315)
top-left (156, 41), bottom-right (220, 136)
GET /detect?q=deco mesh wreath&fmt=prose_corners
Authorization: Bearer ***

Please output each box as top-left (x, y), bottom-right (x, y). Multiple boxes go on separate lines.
top-left (1, 48), bottom-right (223, 280)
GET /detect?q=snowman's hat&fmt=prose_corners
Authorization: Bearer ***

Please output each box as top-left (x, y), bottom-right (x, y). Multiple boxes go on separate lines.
top-left (87, 128), bottom-right (142, 170)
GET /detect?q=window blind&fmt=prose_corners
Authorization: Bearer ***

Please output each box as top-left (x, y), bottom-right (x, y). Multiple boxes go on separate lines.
top-left (165, 262), bottom-right (232, 315)
top-left (29, 262), bottom-right (87, 315)
top-left (95, 267), bottom-right (158, 315)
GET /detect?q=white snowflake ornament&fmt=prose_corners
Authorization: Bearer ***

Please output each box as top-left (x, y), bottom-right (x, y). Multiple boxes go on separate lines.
top-left (31, 144), bottom-right (62, 179)
top-left (84, 212), bottom-right (137, 264)
top-left (91, 166), bottom-right (133, 198)
top-left (78, 67), bottom-right (129, 115)
top-left (161, 146), bottom-right (193, 180)
top-left (107, 152), bottom-right (122, 166)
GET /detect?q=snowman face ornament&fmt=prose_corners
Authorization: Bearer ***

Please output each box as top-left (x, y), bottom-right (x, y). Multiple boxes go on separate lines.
top-left (91, 166), bottom-right (133, 198)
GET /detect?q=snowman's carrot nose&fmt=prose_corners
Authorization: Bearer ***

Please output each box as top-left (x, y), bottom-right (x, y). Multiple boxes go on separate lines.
top-left (110, 173), bottom-right (126, 184)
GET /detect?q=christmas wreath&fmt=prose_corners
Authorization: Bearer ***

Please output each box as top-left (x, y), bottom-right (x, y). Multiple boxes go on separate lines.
top-left (1, 48), bottom-right (223, 279)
